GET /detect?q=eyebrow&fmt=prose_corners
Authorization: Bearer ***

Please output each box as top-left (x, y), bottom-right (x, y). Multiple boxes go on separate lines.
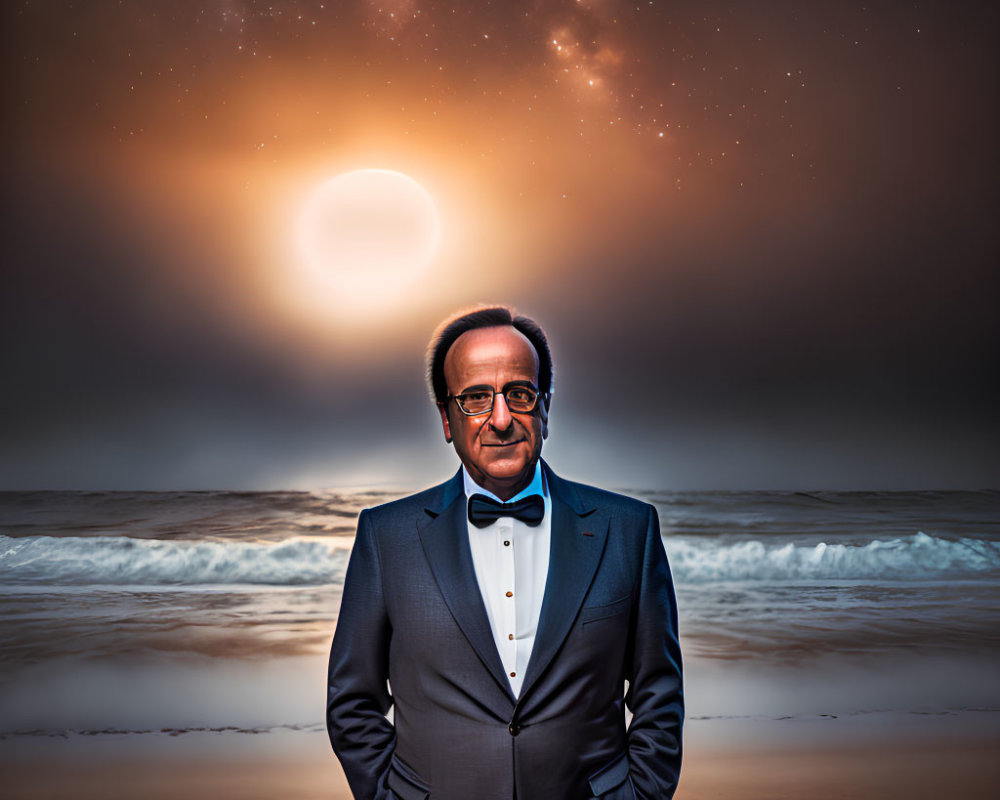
top-left (457, 380), bottom-right (536, 394)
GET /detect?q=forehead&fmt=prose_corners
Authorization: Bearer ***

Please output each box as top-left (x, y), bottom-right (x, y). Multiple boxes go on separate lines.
top-left (444, 326), bottom-right (540, 387)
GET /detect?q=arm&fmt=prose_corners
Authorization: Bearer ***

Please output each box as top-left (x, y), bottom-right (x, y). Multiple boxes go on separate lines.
top-left (625, 504), bottom-right (684, 799)
top-left (327, 509), bottom-right (396, 800)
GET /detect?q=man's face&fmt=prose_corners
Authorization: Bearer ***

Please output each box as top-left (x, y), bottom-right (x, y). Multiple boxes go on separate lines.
top-left (439, 325), bottom-right (548, 500)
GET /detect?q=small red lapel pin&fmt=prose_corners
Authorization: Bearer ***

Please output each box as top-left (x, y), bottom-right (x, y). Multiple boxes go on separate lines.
top-left (581, 531), bottom-right (594, 537)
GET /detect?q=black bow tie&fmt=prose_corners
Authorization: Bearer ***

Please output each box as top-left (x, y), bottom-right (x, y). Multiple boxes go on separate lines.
top-left (468, 493), bottom-right (545, 528)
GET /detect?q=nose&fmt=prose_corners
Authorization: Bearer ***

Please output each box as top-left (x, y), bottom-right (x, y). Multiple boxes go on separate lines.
top-left (488, 391), bottom-right (513, 432)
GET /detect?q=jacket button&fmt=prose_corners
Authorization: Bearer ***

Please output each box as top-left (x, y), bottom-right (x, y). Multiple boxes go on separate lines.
top-left (508, 723), bottom-right (520, 736)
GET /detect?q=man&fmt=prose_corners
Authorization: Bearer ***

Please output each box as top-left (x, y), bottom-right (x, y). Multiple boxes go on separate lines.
top-left (327, 306), bottom-right (683, 800)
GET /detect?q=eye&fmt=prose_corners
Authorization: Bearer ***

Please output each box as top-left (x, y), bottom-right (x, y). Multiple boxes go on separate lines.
top-left (506, 388), bottom-right (534, 404)
top-left (457, 389), bottom-right (494, 414)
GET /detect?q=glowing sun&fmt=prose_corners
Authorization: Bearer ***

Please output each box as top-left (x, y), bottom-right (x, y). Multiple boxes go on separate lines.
top-left (296, 169), bottom-right (441, 301)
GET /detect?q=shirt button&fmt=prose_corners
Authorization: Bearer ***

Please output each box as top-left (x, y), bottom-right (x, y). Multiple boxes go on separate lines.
top-left (508, 633), bottom-right (514, 640)
top-left (509, 671), bottom-right (516, 677)
top-left (505, 591), bottom-right (513, 597)
top-left (504, 540), bottom-right (510, 546)
top-left (509, 723), bottom-right (520, 736)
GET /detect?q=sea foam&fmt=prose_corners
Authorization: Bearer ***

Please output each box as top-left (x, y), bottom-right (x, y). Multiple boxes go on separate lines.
top-left (0, 535), bottom-right (349, 587)
top-left (665, 532), bottom-right (1000, 582)
top-left (1, 531), bottom-right (997, 587)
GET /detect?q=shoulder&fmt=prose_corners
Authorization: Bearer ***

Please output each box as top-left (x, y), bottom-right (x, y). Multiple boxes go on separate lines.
top-left (547, 465), bottom-right (656, 525)
top-left (571, 479), bottom-right (653, 513)
top-left (553, 474), bottom-right (665, 576)
top-left (365, 485), bottom-right (436, 518)
top-left (349, 484), bottom-right (446, 560)
top-left (358, 473), bottom-right (460, 529)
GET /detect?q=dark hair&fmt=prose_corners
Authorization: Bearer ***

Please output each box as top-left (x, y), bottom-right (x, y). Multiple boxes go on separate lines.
top-left (427, 305), bottom-right (553, 406)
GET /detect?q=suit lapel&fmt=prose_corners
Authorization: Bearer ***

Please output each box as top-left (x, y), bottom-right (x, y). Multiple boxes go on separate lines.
top-left (417, 470), bottom-right (515, 705)
top-left (518, 463), bottom-right (608, 701)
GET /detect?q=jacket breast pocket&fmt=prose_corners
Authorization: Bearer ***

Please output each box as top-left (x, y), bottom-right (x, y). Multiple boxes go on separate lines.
top-left (386, 754), bottom-right (430, 800)
top-left (580, 595), bottom-right (630, 626)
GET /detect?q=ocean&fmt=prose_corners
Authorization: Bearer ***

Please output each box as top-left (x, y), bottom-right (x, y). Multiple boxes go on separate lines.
top-left (1, 488), bottom-right (998, 751)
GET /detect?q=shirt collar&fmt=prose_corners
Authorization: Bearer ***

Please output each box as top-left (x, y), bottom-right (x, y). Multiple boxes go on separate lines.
top-left (462, 461), bottom-right (546, 503)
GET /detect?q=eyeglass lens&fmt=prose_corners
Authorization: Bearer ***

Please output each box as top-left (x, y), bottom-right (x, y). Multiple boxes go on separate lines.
top-left (458, 385), bottom-right (537, 414)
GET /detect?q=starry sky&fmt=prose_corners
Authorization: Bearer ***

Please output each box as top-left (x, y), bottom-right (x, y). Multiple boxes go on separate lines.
top-left (2, 0), bottom-right (997, 490)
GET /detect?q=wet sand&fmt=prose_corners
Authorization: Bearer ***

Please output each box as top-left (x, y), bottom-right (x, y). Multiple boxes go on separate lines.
top-left (2, 649), bottom-right (998, 799)
top-left (2, 719), bottom-right (997, 799)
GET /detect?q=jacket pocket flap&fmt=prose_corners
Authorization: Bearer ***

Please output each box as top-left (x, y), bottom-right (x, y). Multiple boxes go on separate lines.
top-left (387, 756), bottom-right (430, 800)
top-left (589, 751), bottom-right (630, 796)
top-left (581, 595), bottom-right (630, 624)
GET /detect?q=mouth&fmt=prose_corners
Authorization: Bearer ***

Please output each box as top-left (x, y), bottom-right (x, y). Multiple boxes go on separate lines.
top-left (481, 439), bottom-right (526, 448)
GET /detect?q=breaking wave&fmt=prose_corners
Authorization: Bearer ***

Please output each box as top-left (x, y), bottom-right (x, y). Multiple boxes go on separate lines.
top-left (0, 535), bottom-right (349, 587)
top-left (2, 531), bottom-right (997, 588)
top-left (665, 532), bottom-right (1000, 582)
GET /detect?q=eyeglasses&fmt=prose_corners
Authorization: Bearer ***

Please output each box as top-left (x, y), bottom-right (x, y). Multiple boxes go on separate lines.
top-left (447, 381), bottom-right (548, 416)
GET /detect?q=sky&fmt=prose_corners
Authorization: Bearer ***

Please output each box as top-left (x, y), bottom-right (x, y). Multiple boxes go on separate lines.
top-left (2, 0), bottom-right (997, 491)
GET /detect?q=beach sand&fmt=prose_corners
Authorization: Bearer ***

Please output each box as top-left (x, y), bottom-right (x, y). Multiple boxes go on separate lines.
top-left (3, 719), bottom-right (997, 799)
top-left (2, 648), bottom-right (998, 799)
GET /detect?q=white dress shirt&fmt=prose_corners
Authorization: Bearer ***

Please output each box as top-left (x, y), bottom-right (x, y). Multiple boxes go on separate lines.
top-left (463, 462), bottom-right (551, 698)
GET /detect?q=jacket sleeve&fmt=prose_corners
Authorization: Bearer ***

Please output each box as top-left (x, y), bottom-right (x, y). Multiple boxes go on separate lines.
top-left (625, 503), bottom-right (684, 799)
top-left (327, 508), bottom-right (396, 800)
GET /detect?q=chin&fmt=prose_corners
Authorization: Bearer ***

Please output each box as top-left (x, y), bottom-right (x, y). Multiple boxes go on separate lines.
top-left (483, 458), bottom-right (535, 482)
top-left (484, 464), bottom-right (526, 480)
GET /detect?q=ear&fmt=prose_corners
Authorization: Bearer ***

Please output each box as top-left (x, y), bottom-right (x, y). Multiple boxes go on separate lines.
top-left (438, 403), bottom-right (453, 443)
top-left (539, 396), bottom-right (550, 440)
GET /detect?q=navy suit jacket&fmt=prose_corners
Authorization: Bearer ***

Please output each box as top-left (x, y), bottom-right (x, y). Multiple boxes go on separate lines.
top-left (326, 461), bottom-right (683, 800)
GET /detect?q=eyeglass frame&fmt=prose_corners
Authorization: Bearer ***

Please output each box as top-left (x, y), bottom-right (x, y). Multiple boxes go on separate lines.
top-left (445, 380), bottom-right (551, 417)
